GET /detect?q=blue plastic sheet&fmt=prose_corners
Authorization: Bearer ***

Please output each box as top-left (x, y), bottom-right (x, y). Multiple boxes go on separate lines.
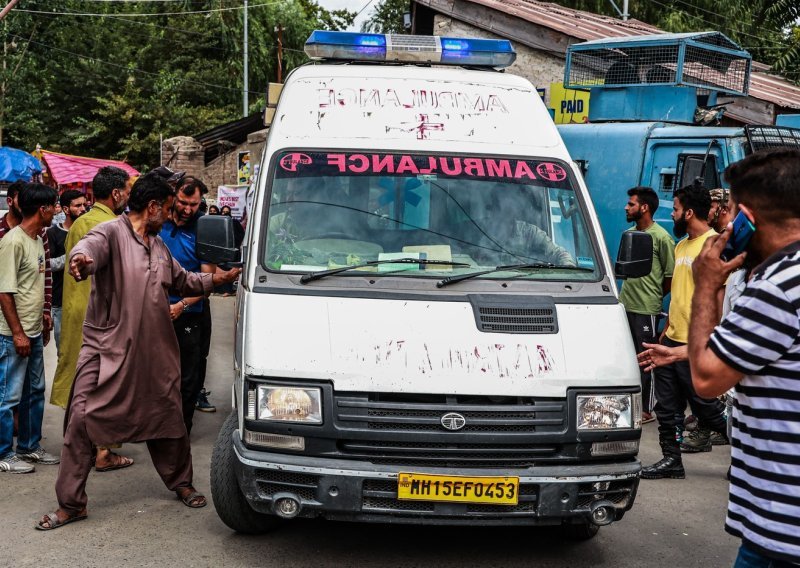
top-left (0, 147), bottom-right (43, 182)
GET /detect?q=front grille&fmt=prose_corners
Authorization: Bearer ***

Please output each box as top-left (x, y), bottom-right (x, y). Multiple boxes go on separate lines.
top-left (339, 440), bottom-right (558, 468)
top-left (337, 394), bottom-right (566, 436)
top-left (254, 470), bottom-right (319, 502)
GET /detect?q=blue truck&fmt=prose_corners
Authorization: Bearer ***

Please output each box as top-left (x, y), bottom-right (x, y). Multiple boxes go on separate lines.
top-left (555, 32), bottom-right (800, 259)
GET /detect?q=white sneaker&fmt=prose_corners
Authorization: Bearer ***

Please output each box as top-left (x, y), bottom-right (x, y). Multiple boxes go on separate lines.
top-left (18, 446), bottom-right (60, 465)
top-left (0, 454), bottom-right (35, 473)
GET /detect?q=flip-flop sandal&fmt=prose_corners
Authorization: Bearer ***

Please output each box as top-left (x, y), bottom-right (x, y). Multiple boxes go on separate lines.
top-left (95, 453), bottom-right (134, 472)
top-left (176, 488), bottom-right (207, 508)
top-left (35, 510), bottom-right (88, 531)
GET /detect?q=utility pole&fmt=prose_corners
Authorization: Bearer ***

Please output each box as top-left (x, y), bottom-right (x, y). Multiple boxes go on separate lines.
top-left (243, 0), bottom-right (249, 117)
top-left (275, 25), bottom-right (283, 84)
top-left (622, 0), bottom-right (629, 20)
top-left (0, 0), bottom-right (20, 22)
top-left (1, 0), bottom-right (21, 145)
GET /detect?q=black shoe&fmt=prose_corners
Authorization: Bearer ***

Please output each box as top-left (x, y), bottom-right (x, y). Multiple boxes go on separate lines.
top-left (641, 456), bottom-right (685, 479)
top-left (681, 428), bottom-right (712, 453)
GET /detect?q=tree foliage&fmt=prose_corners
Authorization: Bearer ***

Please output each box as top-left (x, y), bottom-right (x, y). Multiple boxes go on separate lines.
top-left (0, 0), bottom-right (355, 171)
top-left (362, 0), bottom-right (409, 34)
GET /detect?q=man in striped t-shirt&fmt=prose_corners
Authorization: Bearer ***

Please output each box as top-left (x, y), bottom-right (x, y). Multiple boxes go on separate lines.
top-left (689, 148), bottom-right (800, 567)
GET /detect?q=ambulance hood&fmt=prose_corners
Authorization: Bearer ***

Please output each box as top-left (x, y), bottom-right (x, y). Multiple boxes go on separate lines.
top-left (242, 293), bottom-right (639, 398)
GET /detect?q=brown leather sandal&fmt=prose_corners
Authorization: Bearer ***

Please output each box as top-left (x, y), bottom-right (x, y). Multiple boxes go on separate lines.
top-left (176, 486), bottom-right (207, 508)
top-left (36, 509), bottom-right (88, 531)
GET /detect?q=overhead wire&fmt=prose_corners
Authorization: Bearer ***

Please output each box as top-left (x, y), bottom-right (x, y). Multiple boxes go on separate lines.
top-left (3, 31), bottom-right (264, 97)
top-left (646, 0), bottom-right (787, 48)
top-left (15, 1), bottom-right (282, 17)
top-left (7, 7), bottom-right (311, 59)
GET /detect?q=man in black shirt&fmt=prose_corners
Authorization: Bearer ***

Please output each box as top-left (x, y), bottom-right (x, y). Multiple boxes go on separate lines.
top-left (46, 190), bottom-right (86, 351)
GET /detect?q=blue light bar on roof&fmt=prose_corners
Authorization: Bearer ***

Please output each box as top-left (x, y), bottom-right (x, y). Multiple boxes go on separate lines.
top-left (304, 30), bottom-right (516, 68)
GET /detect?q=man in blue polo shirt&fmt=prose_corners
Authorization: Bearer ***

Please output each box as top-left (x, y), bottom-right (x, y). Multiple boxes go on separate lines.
top-left (160, 177), bottom-right (217, 434)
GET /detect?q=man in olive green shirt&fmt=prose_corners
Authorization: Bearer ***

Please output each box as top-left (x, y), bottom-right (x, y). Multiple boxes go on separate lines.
top-left (618, 187), bottom-right (675, 419)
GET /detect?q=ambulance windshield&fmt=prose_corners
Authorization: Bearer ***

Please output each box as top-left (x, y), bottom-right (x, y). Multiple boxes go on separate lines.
top-left (264, 151), bottom-right (600, 281)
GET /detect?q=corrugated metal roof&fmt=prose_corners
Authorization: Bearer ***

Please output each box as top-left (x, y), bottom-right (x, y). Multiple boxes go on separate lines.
top-left (423, 0), bottom-right (800, 109)
top-left (577, 31), bottom-right (742, 51)
top-left (194, 113), bottom-right (264, 164)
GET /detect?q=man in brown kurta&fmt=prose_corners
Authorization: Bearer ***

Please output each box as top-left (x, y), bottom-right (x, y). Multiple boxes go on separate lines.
top-left (37, 174), bottom-right (240, 530)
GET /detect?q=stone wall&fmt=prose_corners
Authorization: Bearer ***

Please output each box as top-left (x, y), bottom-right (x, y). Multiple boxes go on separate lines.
top-left (162, 129), bottom-right (269, 203)
top-left (161, 136), bottom-right (204, 179)
top-left (202, 128), bottom-right (268, 202)
top-left (432, 16), bottom-right (566, 107)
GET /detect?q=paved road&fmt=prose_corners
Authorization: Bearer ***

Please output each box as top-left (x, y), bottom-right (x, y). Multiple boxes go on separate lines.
top-left (2, 297), bottom-right (739, 567)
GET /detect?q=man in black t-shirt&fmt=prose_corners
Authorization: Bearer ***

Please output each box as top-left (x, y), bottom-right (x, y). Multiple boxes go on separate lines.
top-left (46, 190), bottom-right (86, 350)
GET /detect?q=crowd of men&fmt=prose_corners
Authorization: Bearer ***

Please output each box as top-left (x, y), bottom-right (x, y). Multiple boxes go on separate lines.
top-left (0, 148), bottom-right (798, 566)
top-left (0, 167), bottom-right (240, 529)
top-left (621, 148), bottom-right (800, 566)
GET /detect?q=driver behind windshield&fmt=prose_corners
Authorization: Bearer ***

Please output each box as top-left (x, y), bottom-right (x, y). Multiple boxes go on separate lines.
top-left (478, 184), bottom-right (576, 267)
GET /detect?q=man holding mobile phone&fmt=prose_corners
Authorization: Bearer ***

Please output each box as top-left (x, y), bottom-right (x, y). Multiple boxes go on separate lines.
top-left (689, 148), bottom-right (800, 567)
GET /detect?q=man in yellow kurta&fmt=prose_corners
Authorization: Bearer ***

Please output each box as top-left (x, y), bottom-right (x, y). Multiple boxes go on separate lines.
top-left (52, 168), bottom-right (132, 423)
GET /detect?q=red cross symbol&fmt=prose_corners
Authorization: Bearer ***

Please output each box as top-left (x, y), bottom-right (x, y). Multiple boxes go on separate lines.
top-left (390, 114), bottom-right (445, 139)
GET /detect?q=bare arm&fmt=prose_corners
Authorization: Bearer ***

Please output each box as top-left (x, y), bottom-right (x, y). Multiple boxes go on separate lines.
top-left (0, 293), bottom-right (30, 357)
top-left (688, 228), bottom-right (745, 398)
top-left (638, 342), bottom-right (687, 372)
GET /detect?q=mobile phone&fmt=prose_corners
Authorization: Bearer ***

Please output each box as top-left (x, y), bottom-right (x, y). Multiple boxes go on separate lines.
top-left (721, 211), bottom-right (755, 261)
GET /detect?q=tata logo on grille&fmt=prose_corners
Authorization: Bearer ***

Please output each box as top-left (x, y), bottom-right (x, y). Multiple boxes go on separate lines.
top-left (440, 412), bottom-right (466, 431)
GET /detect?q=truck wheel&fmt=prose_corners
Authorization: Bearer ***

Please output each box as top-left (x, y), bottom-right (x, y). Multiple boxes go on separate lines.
top-left (561, 521), bottom-right (600, 541)
top-left (211, 411), bottom-right (282, 534)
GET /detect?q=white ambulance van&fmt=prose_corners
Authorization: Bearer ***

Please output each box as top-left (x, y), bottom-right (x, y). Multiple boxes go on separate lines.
top-left (202, 30), bottom-right (653, 539)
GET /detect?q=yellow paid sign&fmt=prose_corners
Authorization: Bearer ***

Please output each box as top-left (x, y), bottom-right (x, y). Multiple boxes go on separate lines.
top-left (397, 473), bottom-right (519, 505)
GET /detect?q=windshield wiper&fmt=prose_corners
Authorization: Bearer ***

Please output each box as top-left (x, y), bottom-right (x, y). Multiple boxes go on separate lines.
top-left (436, 262), bottom-right (593, 288)
top-left (300, 258), bottom-right (470, 284)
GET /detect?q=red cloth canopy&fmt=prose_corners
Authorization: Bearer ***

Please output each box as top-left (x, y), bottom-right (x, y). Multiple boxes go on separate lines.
top-left (41, 151), bottom-right (139, 185)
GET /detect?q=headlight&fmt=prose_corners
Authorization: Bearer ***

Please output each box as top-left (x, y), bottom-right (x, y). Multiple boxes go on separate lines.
top-left (256, 385), bottom-right (322, 424)
top-left (576, 394), bottom-right (639, 430)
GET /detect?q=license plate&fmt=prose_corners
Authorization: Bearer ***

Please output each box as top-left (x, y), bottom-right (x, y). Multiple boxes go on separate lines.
top-left (397, 473), bottom-right (519, 505)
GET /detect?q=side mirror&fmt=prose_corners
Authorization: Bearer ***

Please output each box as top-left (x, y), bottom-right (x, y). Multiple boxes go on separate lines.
top-left (196, 215), bottom-right (239, 264)
top-left (615, 231), bottom-right (653, 279)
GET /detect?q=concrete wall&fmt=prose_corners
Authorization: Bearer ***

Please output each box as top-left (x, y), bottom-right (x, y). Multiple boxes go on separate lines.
top-left (432, 15), bottom-right (566, 107)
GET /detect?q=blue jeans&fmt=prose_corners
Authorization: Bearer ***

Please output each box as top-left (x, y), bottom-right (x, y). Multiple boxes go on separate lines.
top-left (734, 544), bottom-right (798, 568)
top-left (0, 334), bottom-right (45, 458)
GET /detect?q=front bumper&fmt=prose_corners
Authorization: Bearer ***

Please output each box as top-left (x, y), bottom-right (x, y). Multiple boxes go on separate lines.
top-left (233, 433), bottom-right (640, 526)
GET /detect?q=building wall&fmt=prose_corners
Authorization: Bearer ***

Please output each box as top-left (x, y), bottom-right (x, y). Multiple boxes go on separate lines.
top-left (163, 129), bottom-right (269, 203)
top-left (161, 136), bottom-right (205, 179)
top-left (202, 129), bottom-right (268, 202)
top-left (432, 15), bottom-right (566, 107)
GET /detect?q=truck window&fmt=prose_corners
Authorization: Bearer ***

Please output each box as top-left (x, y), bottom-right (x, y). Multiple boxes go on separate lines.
top-left (676, 154), bottom-right (720, 190)
top-left (264, 151), bottom-right (600, 281)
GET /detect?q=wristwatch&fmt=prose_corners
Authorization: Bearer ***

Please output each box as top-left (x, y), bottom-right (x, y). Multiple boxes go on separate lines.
top-left (180, 299), bottom-right (189, 312)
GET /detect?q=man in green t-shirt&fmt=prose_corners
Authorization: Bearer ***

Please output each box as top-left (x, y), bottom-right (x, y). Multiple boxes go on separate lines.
top-left (618, 187), bottom-right (675, 421)
top-left (0, 183), bottom-right (60, 474)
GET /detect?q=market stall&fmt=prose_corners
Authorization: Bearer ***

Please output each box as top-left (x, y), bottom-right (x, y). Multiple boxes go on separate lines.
top-left (39, 150), bottom-right (139, 200)
top-left (0, 146), bottom-right (43, 183)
